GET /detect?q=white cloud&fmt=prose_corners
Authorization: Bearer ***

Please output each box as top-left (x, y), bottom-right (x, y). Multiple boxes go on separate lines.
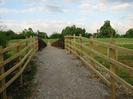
top-left (3, 20), bottom-right (76, 35)
top-left (0, 4), bottom-right (64, 14)
top-left (111, 3), bottom-right (132, 11)
top-left (80, 1), bottom-right (107, 13)
top-left (0, 8), bottom-right (18, 14)
top-left (127, 14), bottom-right (133, 21)
top-left (3, 18), bottom-right (133, 35)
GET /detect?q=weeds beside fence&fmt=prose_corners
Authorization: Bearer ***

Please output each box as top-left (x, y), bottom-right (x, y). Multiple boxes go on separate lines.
top-left (65, 35), bottom-right (133, 99)
top-left (0, 36), bottom-right (38, 99)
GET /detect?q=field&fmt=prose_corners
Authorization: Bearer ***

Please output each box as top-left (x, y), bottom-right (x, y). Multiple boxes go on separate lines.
top-left (69, 37), bottom-right (133, 85)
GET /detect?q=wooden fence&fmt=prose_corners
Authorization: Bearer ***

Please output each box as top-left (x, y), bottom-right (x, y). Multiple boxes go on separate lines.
top-left (65, 35), bottom-right (133, 99)
top-left (0, 36), bottom-right (38, 99)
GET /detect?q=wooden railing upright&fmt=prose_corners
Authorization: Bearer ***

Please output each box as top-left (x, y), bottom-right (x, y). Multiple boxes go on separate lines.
top-left (0, 36), bottom-right (38, 99)
top-left (65, 35), bottom-right (133, 99)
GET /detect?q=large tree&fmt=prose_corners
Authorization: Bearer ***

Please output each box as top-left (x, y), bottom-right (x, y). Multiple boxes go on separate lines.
top-left (125, 28), bottom-right (133, 38)
top-left (61, 25), bottom-right (86, 36)
top-left (99, 20), bottom-right (116, 38)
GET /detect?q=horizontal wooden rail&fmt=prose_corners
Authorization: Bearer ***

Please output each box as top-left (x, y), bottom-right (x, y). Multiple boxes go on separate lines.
top-left (65, 35), bottom-right (133, 99)
top-left (0, 36), bottom-right (38, 99)
top-left (66, 42), bottom-right (133, 91)
top-left (73, 41), bottom-right (133, 72)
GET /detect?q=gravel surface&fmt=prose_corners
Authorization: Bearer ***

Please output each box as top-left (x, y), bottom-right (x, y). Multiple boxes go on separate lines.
top-left (30, 45), bottom-right (109, 99)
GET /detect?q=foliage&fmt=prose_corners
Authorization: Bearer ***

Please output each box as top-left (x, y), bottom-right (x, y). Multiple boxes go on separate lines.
top-left (61, 25), bottom-right (86, 36)
top-left (98, 20), bottom-right (116, 38)
top-left (38, 31), bottom-right (48, 39)
top-left (49, 33), bottom-right (62, 39)
top-left (84, 33), bottom-right (92, 38)
top-left (0, 30), bottom-right (17, 47)
top-left (125, 28), bottom-right (133, 38)
top-left (0, 31), bottom-right (8, 47)
top-left (21, 28), bottom-right (36, 38)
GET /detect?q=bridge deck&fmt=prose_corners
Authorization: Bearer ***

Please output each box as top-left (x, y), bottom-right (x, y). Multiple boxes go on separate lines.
top-left (30, 45), bottom-right (109, 99)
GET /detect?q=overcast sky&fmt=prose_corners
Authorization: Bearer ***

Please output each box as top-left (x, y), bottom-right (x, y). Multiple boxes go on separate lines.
top-left (0, 0), bottom-right (133, 35)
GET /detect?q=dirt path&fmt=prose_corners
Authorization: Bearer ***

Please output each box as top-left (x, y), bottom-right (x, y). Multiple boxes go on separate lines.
top-left (31, 45), bottom-right (109, 99)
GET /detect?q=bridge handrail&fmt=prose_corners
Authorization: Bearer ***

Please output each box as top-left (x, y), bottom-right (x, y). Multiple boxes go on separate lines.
top-left (0, 36), bottom-right (38, 98)
top-left (65, 35), bottom-right (133, 98)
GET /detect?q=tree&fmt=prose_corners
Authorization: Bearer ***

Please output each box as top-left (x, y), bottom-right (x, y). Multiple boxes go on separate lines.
top-left (0, 30), bottom-right (17, 47)
top-left (49, 33), bottom-right (62, 39)
top-left (125, 28), bottom-right (133, 38)
top-left (0, 31), bottom-right (8, 47)
top-left (61, 25), bottom-right (86, 36)
top-left (23, 28), bottom-right (36, 37)
top-left (99, 20), bottom-right (116, 38)
top-left (84, 33), bottom-right (92, 38)
top-left (38, 30), bottom-right (48, 39)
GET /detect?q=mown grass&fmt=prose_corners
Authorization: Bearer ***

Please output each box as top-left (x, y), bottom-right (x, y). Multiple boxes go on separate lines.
top-left (43, 38), bottom-right (59, 44)
top-left (95, 38), bottom-right (133, 44)
top-left (74, 37), bottom-right (133, 86)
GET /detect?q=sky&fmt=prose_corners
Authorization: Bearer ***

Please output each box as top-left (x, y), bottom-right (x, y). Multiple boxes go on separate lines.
top-left (0, 0), bottom-right (133, 35)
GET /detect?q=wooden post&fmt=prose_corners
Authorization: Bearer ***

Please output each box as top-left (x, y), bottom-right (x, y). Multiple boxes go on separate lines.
top-left (79, 34), bottom-right (82, 57)
top-left (73, 34), bottom-right (76, 53)
top-left (33, 37), bottom-right (36, 52)
top-left (26, 37), bottom-right (29, 53)
top-left (69, 36), bottom-right (71, 53)
top-left (89, 36), bottom-right (99, 79)
top-left (35, 36), bottom-right (38, 51)
top-left (89, 36), bottom-right (94, 59)
top-left (108, 39), bottom-right (117, 99)
top-left (17, 42), bottom-right (23, 85)
top-left (0, 46), bottom-right (7, 99)
top-left (65, 36), bottom-right (67, 50)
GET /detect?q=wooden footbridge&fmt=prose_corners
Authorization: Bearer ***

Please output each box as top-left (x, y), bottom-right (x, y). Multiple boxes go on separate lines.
top-left (0, 35), bottom-right (133, 99)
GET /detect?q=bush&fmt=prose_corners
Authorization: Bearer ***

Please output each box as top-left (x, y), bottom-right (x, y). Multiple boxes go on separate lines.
top-left (49, 33), bottom-right (62, 39)
top-left (0, 31), bottom-right (8, 47)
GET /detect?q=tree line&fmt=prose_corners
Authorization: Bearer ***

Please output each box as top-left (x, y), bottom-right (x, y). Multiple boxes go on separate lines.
top-left (50, 20), bottom-right (133, 39)
top-left (0, 20), bottom-right (133, 47)
top-left (0, 28), bottom-right (48, 47)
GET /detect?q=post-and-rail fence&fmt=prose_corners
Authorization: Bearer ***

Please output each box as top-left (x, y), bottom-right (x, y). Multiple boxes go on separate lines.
top-left (0, 36), bottom-right (38, 99)
top-left (0, 35), bottom-right (132, 99)
top-left (65, 34), bottom-right (133, 99)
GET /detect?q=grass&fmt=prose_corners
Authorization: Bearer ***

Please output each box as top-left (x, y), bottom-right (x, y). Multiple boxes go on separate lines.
top-left (43, 38), bottom-right (59, 44)
top-left (73, 37), bottom-right (133, 85)
top-left (95, 38), bottom-right (133, 44)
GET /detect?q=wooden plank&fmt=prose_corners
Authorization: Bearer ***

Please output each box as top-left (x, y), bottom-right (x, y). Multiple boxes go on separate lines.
top-left (0, 38), bottom-right (38, 96)
top-left (1, 43), bottom-right (19, 54)
top-left (0, 41), bottom-right (36, 67)
top-left (92, 39), bottom-right (133, 55)
top-left (77, 43), bottom-right (133, 73)
top-left (0, 48), bottom-right (35, 94)
top-left (67, 45), bottom-right (111, 86)
top-left (0, 46), bottom-right (7, 99)
top-left (0, 49), bottom-right (33, 81)
top-left (68, 42), bottom-right (133, 91)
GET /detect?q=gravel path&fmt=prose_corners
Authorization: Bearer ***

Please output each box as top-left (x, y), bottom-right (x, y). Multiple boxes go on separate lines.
top-left (31, 45), bottom-right (109, 99)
